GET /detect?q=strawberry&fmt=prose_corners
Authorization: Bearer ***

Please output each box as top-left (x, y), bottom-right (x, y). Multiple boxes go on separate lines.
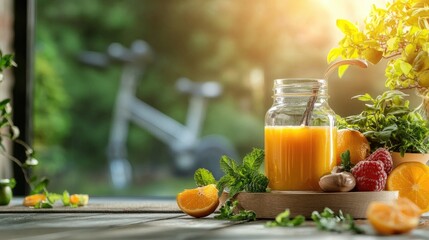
top-left (351, 161), bottom-right (387, 191)
top-left (367, 148), bottom-right (393, 174)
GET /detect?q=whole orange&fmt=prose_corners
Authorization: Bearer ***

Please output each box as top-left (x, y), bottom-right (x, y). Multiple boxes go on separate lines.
top-left (336, 129), bottom-right (370, 165)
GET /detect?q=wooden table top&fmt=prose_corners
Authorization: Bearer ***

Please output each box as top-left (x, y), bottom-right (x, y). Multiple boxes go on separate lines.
top-left (1, 197), bottom-right (428, 240)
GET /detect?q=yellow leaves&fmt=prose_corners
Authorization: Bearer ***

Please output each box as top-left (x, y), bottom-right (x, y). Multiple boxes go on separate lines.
top-left (327, 47), bottom-right (341, 64)
top-left (336, 19), bottom-right (359, 35)
top-left (387, 37), bottom-right (400, 52)
top-left (400, 61), bottom-right (413, 75)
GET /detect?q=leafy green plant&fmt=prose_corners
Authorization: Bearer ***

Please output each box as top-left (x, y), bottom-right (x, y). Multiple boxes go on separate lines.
top-left (216, 148), bottom-right (269, 198)
top-left (311, 208), bottom-right (364, 234)
top-left (338, 90), bottom-right (429, 155)
top-left (0, 51), bottom-right (49, 193)
top-left (328, 0), bottom-right (429, 96)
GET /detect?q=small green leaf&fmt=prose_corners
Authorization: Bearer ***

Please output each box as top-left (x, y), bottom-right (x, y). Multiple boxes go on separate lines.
top-left (219, 155), bottom-right (237, 175)
top-left (30, 178), bottom-right (49, 195)
top-left (311, 208), bottom-right (364, 234)
top-left (194, 168), bottom-right (216, 187)
top-left (244, 173), bottom-right (269, 192)
top-left (266, 209), bottom-right (305, 227)
top-left (46, 192), bottom-right (62, 204)
top-left (340, 150), bottom-right (353, 172)
top-left (214, 199), bottom-right (256, 221)
top-left (216, 175), bottom-right (233, 195)
top-left (62, 191), bottom-right (70, 206)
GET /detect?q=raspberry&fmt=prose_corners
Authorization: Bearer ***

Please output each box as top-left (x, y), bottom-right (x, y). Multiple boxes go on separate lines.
top-left (351, 161), bottom-right (387, 191)
top-left (367, 148), bottom-right (393, 174)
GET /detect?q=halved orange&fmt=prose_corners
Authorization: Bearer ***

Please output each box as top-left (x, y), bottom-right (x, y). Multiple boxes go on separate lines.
top-left (366, 198), bottom-right (421, 235)
top-left (23, 194), bottom-right (46, 207)
top-left (387, 162), bottom-right (429, 213)
top-left (176, 184), bottom-right (219, 218)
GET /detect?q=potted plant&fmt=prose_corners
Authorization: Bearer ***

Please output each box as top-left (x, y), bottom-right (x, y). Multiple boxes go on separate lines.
top-left (337, 90), bottom-right (429, 167)
top-left (327, 0), bottom-right (429, 118)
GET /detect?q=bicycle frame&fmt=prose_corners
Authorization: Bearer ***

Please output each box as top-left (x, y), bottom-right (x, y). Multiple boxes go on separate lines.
top-left (82, 40), bottom-right (228, 188)
top-left (109, 66), bottom-right (206, 155)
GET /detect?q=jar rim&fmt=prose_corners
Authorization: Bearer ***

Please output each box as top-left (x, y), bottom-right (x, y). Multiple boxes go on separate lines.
top-left (272, 78), bottom-right (328, 97)
top-left (274, 78), bottom-right (326, 85)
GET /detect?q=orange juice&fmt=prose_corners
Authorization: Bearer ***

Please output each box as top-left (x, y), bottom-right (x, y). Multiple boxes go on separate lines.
top-left (265, 126), bottom-right (337, 191)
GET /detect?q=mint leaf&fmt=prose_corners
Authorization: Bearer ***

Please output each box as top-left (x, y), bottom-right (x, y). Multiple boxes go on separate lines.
top-left (218, 148), bottom-right (268, 197)
top-left (265, 209), bottom-right (305, 227)
top-left (243, 148), bottom-right (264, 171)
top-left (340, 150), bottom-right (353, 172)
top-left (244, 173), bottom-right (269, 192)
top-left (194, 168), bottom-right (216, 187)
top-left (220, 155), bottom-right (238, 175)
top-left (216, 175), bottom-right (234, 194)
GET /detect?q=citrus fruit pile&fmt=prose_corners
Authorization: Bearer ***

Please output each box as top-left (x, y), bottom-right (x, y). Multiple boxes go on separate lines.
top-left (176, 184), bottom-right (219, 218)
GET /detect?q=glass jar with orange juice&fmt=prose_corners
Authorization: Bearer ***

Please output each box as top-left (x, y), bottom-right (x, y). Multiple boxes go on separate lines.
top-left (265, 79), bottom-right (337, 191)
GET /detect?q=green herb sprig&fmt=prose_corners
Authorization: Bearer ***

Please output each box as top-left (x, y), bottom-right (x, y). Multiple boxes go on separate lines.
top-left (340, 150), bottom-right (353, 172)
top-left (214, 199), bottom-right (256, 221)
top-left (265, 209), bottom-right (305, 227)
top-left (311, 208), bottom-right (364, 234)
top-left (216, 148), bottom-right (269, 198)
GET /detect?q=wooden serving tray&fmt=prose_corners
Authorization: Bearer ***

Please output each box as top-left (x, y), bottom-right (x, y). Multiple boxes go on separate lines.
top-left (220, 191), bottom-right (399, 219)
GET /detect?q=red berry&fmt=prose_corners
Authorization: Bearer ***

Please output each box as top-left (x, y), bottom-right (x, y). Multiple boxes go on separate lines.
top-left (367, 148), bottom-right (393, 174)
top-left (351, 161), bottom-right (387, 191)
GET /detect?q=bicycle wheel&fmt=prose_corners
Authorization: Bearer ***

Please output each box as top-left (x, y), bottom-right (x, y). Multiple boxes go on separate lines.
top-left (193, 135), bottom-right (239, 179)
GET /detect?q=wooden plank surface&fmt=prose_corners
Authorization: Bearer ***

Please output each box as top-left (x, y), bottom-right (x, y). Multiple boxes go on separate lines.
top-left (0, 198), bottom-right (428, 239)
top-left (0, 197), bottom-right (182, 213)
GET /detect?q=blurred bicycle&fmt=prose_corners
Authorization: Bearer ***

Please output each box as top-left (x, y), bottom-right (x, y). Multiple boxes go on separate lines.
top-left (79, 40), bottom-right (238, 188)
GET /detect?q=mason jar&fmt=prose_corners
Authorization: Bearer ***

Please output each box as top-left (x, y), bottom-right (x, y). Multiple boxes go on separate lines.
top-left (264, 78), bottom-right (337, 191)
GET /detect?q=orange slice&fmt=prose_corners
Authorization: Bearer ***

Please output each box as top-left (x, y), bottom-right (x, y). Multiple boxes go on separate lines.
top-left (387, 162), bottom-right (429, 213)
top-left (366, 198), bottom-right (421, 235)
top-left (23, 194), bottom-right (46, 207)
top-left (176, 184), bottom-right (219, 218)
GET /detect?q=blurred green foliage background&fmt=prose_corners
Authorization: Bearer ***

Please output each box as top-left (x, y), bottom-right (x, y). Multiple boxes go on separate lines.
top-left (33, 0), bottom-right (389, 196)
